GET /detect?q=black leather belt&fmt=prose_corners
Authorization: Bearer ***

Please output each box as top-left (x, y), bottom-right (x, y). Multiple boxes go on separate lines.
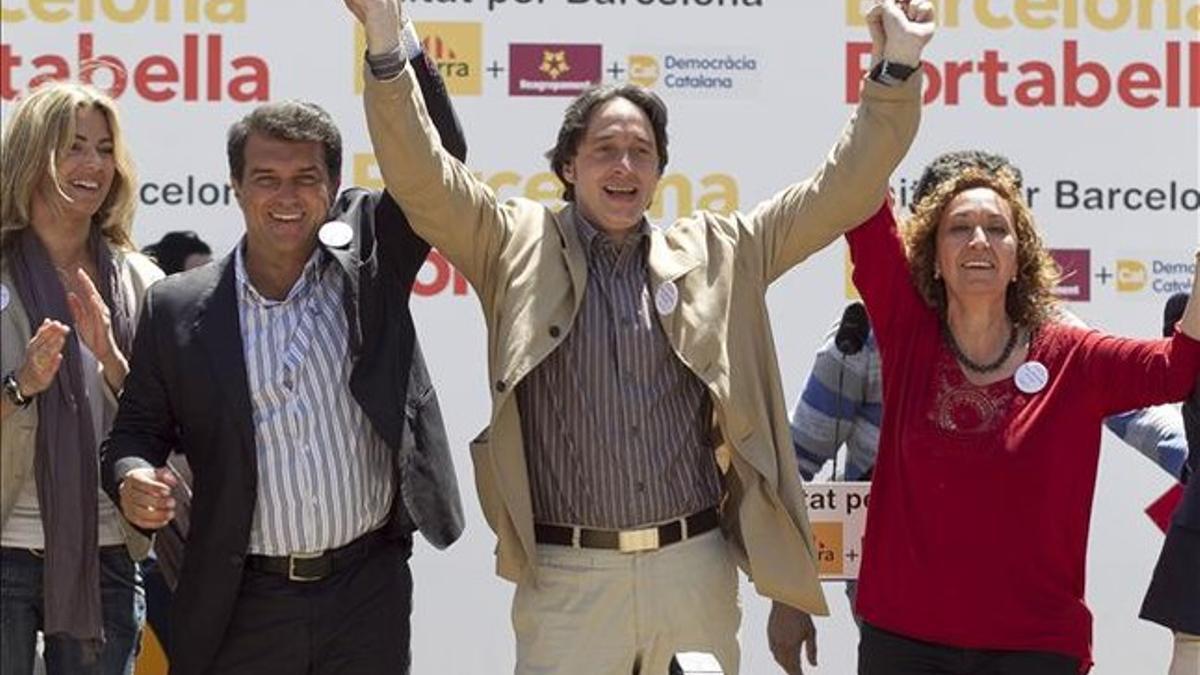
top-left (245, 529), bottom-right (384, 582)
top-left (534, 507), bottom-right (720, 553)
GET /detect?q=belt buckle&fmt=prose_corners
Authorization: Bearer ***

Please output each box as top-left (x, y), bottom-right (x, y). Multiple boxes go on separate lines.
top-left (617, 527), bottom-right (659, 553)
top-left (287, 551), bottom-right (325, 582)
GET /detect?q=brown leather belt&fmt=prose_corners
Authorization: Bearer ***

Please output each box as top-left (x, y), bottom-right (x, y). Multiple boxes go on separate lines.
top-left (534, 507), bottom-right (720, 553)
top-left (245, 529), bottom-right (384, 582)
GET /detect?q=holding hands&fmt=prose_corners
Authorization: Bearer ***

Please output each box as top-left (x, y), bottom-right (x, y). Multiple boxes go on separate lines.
top-left (344, 0), bottom-right (402, 55)
top-left (867, 0), bottom-right (936, 67)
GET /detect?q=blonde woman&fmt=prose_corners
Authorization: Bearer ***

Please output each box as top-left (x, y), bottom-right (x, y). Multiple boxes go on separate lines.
top-left (1, 82), bottom-right (162, 675)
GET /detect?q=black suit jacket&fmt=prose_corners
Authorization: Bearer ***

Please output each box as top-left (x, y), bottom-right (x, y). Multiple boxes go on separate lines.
top-left (1140, 382), bottom-right (1200, 634)
top-left (100, 54), bottom-right (466, 675)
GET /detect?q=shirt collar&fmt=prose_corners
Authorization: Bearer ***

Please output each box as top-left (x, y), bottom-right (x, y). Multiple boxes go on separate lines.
top-left (234, 239), bottom-right (329, 306)
top-left (573, 207), bottom-right (650, 258)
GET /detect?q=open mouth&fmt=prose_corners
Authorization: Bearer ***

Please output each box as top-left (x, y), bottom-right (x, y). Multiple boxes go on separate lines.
top-left (69, 179), bottom-right (101, 192)
top-left (268, 210), bottom-right (304, 223)
top-left (603, 185), bottom-right (639, 200)
top-left (961, 260), bottom-right (995, 270)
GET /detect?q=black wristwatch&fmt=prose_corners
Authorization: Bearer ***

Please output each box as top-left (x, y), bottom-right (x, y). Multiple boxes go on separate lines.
top-left (3, 372), bottom-right (33, 408)
top-left (869, 59), bottom-right (918, 86)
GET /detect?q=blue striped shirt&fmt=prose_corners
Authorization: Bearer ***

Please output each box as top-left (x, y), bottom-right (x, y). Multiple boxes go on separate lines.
top-left (235, 243), bottom-right (394, 555)
top-left (790, 323), bottom-right (881, 481)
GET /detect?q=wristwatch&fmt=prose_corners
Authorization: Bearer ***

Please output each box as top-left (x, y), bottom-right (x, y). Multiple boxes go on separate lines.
top-left (869, 59), bottom-right (918, 86)
top-left (3, 372), bottom-right (33, 408)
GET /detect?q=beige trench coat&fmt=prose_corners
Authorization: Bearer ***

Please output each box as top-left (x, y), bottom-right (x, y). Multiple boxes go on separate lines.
top-left (364, 67), bottom-right (921, 614)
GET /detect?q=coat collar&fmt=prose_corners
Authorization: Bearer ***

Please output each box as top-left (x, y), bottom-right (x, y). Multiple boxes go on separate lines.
top-left (552, 205), bottom-right (704, 289)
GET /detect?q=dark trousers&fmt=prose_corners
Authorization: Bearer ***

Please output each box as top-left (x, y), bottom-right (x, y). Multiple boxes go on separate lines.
top-left (859, 622), bottom-right (1080, 675)
top-left (205, 537), bottom-right (413, 675)
top-left (0, 546), bottom-right (145, 675)
top-left (141, 556), bottom-right (173, 654)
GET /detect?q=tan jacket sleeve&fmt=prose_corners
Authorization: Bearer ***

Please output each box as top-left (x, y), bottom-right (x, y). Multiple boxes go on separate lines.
top-left (363, 66), bottom-right (510, 295)
top-left (746, 75), bottom-right (923, 284)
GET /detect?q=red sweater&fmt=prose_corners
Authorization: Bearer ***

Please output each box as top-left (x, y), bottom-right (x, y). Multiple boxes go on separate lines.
top-left (847, 203), bottom-right (1200, 669)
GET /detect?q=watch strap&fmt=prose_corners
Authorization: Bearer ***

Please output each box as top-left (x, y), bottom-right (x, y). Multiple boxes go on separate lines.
top-left (3, 372), bottom-right (32, 408)
top-left (869, 59), bottom-right (918, 86)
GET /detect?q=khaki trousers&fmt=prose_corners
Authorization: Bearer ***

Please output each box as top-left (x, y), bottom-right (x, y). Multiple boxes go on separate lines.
top-left (1169, 632), bottom-right (1200, 675)
top-left (512, 530), bottom-right (740, 675)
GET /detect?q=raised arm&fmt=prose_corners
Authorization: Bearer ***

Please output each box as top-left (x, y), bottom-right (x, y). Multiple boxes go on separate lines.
top-left (371, 45), bottom-right (470, 285)
top-left (751, 0), bottom-right (933, 285)
top-left (348, 0), bottom-right (510, 293)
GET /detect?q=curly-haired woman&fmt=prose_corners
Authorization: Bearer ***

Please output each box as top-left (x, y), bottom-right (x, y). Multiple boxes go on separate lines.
top-left (844, 153), bottom-right (1200, 674)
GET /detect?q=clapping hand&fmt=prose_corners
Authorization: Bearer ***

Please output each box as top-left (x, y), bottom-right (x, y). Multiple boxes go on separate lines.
top-left (65, 267), bottom-right (128, 391)
top-left (15, 319), bottom-right (70, 398)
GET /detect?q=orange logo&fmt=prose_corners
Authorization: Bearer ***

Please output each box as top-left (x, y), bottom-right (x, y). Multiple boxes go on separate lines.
top-left (811, 522), bottom-right (845, 576)
top-left (628, 55), bottom-right (659, 88)
top-left (539, 50), bottom-right (571, 79)
top-left (1116, 260), bottom-right (1147, 292)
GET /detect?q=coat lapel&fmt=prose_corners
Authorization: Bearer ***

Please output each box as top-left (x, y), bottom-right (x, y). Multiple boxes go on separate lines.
top-left (552, 206), bottom-right (588, 313)
top-left (325, 244), bottom-right (363, 357)
top-left (646, 225), bottom-right (702, 340)
top-left (192, 254), bottom-right (255, 453)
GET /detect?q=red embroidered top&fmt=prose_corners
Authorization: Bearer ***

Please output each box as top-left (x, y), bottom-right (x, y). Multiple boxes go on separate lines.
top-left (847, 202), bottom-right (1200, 670)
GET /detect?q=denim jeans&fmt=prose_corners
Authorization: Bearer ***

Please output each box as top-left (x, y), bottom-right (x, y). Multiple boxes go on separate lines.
top-left (0, 546), bottom-right (145, 675)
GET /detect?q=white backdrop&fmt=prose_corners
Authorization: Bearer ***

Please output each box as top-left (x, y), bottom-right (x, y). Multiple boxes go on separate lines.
top-left (2, 1), bottom-right (1197, 672)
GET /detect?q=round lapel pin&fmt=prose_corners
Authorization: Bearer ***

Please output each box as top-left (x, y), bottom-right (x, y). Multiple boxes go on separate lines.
top-left (655, 280), bottom-right (679, 316)
top-left (1014, 361), bottom-right (1049, 394)
top-left (318, 220), bottom-right (353, 249)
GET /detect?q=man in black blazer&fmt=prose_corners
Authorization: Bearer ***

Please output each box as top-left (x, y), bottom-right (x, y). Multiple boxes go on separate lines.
top-left (1141, 292), bottom-right (1199, 674)
top-left (100, 47), bottom-right (465, 675)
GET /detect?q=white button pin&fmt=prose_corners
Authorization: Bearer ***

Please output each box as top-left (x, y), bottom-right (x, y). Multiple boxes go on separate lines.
top-left (655, 281), bottom-right (679, 316)
top-left (318, 220), bottom-right (353, 249)
top-left (1014, 361), bottom-right (1049, 394)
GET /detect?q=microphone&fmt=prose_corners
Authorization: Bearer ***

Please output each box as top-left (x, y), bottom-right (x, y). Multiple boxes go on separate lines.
top-left (835, 302), bottom-right (870, 356)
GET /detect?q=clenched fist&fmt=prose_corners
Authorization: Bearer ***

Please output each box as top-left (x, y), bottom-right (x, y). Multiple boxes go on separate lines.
top-left (118, 466), bottom-right (180, 530)
top-left (866, 0), bottom-right (936, 68)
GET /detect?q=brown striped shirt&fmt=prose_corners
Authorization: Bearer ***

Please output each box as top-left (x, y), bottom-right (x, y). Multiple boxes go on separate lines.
top-left (516, 209), bottom-right (721, 529)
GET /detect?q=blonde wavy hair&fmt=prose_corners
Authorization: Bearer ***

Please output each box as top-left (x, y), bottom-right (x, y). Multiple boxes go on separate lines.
top-left (902, 167), bottom-right (1061, 329)
top-left (0, 81), bottom-right (137, 250)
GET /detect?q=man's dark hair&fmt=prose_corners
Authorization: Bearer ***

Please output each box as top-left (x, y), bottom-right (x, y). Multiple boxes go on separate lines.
top-left (143, 230), bottom-right (212, 275)
top-left (226, 100), bottom-right (342, 186)
top-left (910, 150), bottom-right (1024, 212)
top-left (545, 83), bottom-right (669, 202)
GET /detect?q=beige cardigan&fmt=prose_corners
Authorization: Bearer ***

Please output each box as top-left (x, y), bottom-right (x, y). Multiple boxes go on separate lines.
top-left (1, 243), bottom-right (163, 559)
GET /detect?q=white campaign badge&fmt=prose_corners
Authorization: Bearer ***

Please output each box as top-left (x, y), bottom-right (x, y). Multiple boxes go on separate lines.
top-left (1014, 361), bottom-right (1049, 394)
top-left (0, 283), bottom-right (9, 311)
top-left (318, 220), bottom-right (353, 249)
top-left (655, 281), bottom-right (679, 315)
